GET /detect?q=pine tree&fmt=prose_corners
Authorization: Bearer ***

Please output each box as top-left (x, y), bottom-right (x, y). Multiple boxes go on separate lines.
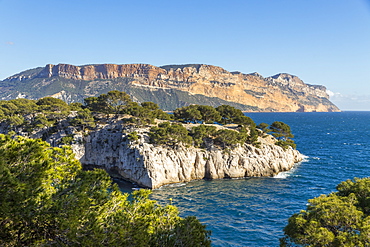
top-left (0, 134), bottom-right (211, 246)
top-left (281, 177), bottom-right (370, 246)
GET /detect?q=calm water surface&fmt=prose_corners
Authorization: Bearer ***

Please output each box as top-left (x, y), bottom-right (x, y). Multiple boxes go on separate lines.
top-left (120, 112), bottom-right (370, 246)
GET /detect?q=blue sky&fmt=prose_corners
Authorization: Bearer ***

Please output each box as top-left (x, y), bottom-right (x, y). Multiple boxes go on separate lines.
top-left (1, 0), bottom-right (370, 110)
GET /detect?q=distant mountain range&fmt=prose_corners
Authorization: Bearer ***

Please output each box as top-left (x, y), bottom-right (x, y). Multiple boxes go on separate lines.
top-left (0, 63), bottom-right (340, 112)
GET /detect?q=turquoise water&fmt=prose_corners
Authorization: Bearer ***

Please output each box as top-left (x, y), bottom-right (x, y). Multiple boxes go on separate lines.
top-left (121, 112), bottom-right (370, 246)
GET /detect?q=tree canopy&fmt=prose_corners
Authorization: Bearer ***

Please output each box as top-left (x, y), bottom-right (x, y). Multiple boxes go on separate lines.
top-left (269, 121), bottom-right (296, 149)
top-left (189, 125), bottom-right (217, 148)
top-left (214, 129), bottom-right (246, 148)
top-left (0, 134), bottom-right (211, 246)
top-left (0, 91), bottom-right (293, 151)
top-left (174, 105), bottom-right (221, 124)
top-left (281, 177), bottom-right (370, 247)
top-left (84, 91), bottom-right (171, 123)
top-left (84, 90), bottom-right (131, 114)
top-left (173, 105), bottom-right (202, 123)
top-left (269, 121), bottom-right (294, 140)
top-left (257, 122), bottom-right (270, 134)
top-left (149, 122), bottom-right (192, 146)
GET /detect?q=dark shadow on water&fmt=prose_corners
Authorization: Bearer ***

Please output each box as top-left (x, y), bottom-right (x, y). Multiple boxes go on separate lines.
top-left (112, 178), bottom-right (138, 193)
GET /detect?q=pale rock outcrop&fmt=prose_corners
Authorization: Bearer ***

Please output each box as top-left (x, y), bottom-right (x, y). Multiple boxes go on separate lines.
top-left (0, 116), bottom-right (303, 189)
top-left (68, 122), bottom-right (303, 189)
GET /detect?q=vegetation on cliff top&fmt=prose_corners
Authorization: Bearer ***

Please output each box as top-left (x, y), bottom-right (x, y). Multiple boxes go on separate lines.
top-left (0, 90), bottom-right (296, 149)
top-left (0, 134), bottom-right (211, 246)
top-left (0, 90), bottom-right (300, 246)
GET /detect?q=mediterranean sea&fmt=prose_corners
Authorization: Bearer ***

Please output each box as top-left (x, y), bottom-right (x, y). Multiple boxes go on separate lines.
top-left (119, 111), bottom-right (370, 246)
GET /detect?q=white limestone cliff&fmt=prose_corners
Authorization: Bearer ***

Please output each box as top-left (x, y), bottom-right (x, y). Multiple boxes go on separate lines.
top-left (0, 117), bottom-right (303, 189)
top-left (67, 123), bottom-right (303, 189)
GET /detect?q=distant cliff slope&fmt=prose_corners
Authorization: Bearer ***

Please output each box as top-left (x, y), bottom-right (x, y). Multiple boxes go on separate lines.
top-left (0, 63), bottom-right (340, 112)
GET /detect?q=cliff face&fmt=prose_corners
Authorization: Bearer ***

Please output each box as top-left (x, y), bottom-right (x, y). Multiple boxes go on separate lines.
top-left (37, 120), bottom-right (301, 189)
top-left (36, 63), bottom-right (166, 81)
top-left (0, 115), bottom-right (303, 189)
top-left (80, 132), bottom-right (302, 189)
top-left (1, 63), bottom-right (340, 112)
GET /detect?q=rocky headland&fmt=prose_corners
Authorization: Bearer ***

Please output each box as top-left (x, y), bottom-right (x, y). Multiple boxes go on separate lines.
top-left (0, 63), bottom-right (340, 112)
top-left (12, 117), bottom-right (303, 189)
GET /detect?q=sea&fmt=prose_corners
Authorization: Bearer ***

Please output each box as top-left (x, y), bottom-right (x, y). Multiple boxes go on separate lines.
top-left (118, 111), bottom-right (370, 247)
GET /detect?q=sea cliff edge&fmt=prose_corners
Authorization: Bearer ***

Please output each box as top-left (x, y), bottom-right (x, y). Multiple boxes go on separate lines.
top-left (60, 119), bottom-right (303, 189)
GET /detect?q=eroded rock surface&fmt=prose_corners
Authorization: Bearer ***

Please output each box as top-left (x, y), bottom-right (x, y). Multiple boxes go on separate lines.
top-left (1, 115), bottom-right (303, 188)
top-left (1, 63), bottom-right (340, 112)
top-left (68, 122), bottom-right (303, 189)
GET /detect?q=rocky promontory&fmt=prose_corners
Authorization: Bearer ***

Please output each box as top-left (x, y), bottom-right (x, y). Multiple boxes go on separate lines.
top-left (0, 63), bottom-right (340, 112)
top-left (0, 93), bottom-right (304, 189)
top-left (79, 125), bottom-right (302, 188)
top-left (38, 118), bottom-right (303, 189)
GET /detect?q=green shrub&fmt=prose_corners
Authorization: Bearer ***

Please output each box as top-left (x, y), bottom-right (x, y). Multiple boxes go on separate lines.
top-left (281, 177), bottom-right (370, 246)
top-left (214, 129), bottom-right (242, 148)
top-left (189, 125), bottom-right (217, 148)
top-left (128, 131), bottom-right (139, 141)
top-left (0, 134), bottom-right (211, 246)
top-left (149, 122), bottom-right (192, 146)
top-left (59, 135), bottom-right (74, 145)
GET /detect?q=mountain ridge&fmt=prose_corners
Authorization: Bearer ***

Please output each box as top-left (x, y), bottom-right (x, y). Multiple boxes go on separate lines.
top-left (0, 63), bottom-right (340, 112)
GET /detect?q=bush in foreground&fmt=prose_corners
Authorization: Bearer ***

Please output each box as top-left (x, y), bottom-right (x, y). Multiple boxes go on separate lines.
top-left (281, 177), bottom-right (370, 246)
top-left (0, 134), bottom-right (211, 246)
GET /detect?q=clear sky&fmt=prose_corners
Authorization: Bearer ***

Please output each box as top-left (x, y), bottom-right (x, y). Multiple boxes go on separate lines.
top-left (1, 0), bottom-right (370, 110)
